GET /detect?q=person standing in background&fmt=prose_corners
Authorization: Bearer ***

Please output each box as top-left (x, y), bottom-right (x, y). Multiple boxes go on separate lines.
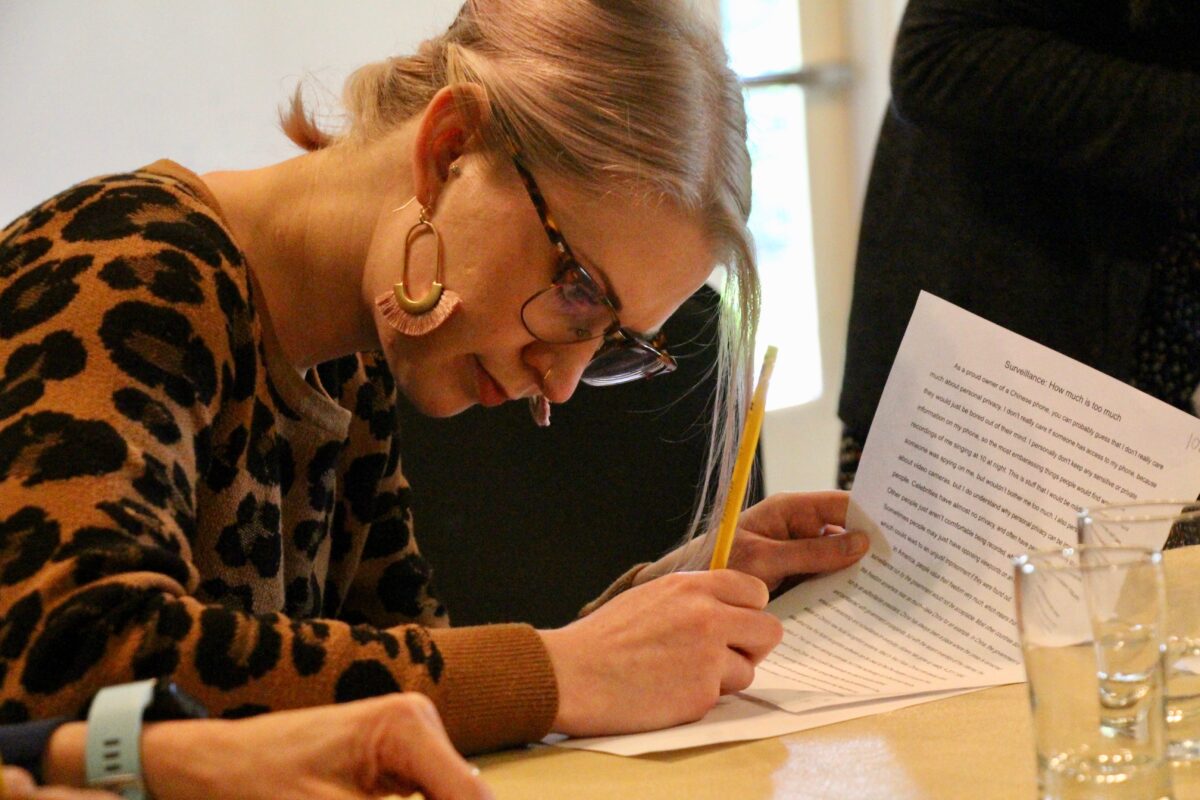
top-left (838, 0), bottom-right (1200, 489)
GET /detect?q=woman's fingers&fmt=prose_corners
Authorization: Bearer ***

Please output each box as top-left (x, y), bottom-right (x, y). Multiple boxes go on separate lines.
top-left (1, 767), bottom-right (122, 800)
top-left (724, 604), bottom-right (784, 663)
top-left (728, 529), bottom-right (868, 589)
top-left (720, 647), bottom-right (759, 694)
top-left (20, 790), bottom-right (122, 800)
top-left (1, 767), bottom-right (37, 798)
top-left (779, 531), bottom-right (869, 572)
top-left (719, 605), bottom-right (783, 694)
top-left (741, 491), bottom-right (850, 537)
top-left (705, 568), bottom-right (771, 609)
top-left (370, 694), bottom-right (494, 800)
top-left (133, 695), bottom-right (492, 800)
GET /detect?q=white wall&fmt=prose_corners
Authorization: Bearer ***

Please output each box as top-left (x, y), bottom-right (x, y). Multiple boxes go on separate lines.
top-left (0, 1), bottom-right (462, 223)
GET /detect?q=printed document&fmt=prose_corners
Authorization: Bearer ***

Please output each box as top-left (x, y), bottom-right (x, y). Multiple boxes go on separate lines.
top-left (746, 292), bottom-right (1200, 712)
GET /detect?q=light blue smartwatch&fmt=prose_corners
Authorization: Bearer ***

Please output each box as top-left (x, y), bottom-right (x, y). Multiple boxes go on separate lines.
top-left (85, 679), bottom-right (157, 800)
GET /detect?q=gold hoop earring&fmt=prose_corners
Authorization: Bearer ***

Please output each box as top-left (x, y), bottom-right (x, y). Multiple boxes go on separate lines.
top-left (375, 198), bottom-right (462, 336)
top-left (395, 204), bottom-right (444, 314)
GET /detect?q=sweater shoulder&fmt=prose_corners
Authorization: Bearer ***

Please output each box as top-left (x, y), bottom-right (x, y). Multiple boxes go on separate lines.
top-left (2, 165), bottom-right (250, 325)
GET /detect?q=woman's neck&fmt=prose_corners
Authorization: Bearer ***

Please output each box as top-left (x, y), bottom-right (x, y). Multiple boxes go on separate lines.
top-left (201, 136), bottom-right (414, 370)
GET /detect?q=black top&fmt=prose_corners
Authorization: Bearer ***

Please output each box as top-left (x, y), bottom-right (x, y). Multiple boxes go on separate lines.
top-left (838, 0), bottom-right (1200, 434)
top-left (0, 717), bottom-right (70, 783)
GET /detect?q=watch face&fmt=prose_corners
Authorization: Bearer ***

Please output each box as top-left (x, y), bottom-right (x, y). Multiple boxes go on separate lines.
top-left (145, 681), bottom-right (208, 721)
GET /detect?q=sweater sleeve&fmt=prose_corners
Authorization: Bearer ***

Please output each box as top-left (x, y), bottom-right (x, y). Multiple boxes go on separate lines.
top-left (891, 0), bottom-right (1200, 205)
top-left (0, 170), bottom-right (556, 754)
top-left (0, 718), bottom-right (72, 783)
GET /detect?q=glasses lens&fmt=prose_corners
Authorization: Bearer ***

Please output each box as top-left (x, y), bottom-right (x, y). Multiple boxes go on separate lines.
top-left (521, 281), bottom-right (613, 344)
top-left (581, 340), bottom-right (676, 387)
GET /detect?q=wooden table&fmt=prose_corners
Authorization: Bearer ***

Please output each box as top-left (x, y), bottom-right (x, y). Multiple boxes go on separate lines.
top-left (475, 683), bottom-right (1200, 799)
top-left (473, 547), bottom-right (1200, 799)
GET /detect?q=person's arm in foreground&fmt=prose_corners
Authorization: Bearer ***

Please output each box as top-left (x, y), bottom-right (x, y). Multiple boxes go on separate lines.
top-left (1, 695), bottom-right (492, 800)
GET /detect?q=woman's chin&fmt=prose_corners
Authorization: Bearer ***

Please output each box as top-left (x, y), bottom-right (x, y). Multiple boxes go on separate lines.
top-left (404, 390), bottom-right (475, 418)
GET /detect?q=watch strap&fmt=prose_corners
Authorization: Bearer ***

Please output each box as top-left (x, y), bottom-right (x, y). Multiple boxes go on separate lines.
top-left (85, 679), bottom-right (156, 800)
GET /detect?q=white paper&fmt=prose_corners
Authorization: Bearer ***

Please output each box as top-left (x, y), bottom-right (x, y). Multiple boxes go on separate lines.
top-left (554, 688), bottom-right (977, 756)
top-left (747, 292), bottom-right (1200, 712)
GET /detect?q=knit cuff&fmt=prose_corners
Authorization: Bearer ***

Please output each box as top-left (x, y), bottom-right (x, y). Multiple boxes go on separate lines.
top-left (427, 623), bottom-right (557, 754)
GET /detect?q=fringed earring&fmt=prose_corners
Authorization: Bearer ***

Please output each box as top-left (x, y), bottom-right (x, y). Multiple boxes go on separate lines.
top-left (375, 198), bottom-right (462, 336)
top-left (528, 368), bottom-right (552, 427)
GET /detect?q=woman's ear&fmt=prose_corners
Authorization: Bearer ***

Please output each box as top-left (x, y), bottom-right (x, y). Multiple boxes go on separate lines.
top-left (411, 83), bottom-right (492, 209)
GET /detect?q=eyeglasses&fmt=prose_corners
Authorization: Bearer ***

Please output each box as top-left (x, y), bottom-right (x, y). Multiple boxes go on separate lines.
top-left (512, 158), bottom-right (677, 387)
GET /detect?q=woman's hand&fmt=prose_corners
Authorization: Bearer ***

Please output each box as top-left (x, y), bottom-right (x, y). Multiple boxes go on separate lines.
top-left (724, 491), bottom-right (868, 591)
top-left (143, 695), bottom-right (492, 800)
top-left (541, 569), bottom-right (783, 737)
top-left (2, 766), bottom-right (120, 800)
top-left (35, 695), bottom-right (489, 800)
top-left (38, 695), bottom-right (492, 800)
top-left (629, 491), bottom-right (869, 592)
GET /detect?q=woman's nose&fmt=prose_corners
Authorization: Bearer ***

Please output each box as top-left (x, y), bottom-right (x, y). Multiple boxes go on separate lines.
top-left (528, 340), bottom-right (599, 404)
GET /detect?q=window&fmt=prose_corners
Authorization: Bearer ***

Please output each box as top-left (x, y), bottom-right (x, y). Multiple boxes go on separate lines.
top-left (721, 0), bottom-right (821, 411)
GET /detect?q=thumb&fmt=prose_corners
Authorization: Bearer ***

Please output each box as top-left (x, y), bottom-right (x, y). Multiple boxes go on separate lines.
top-left (368, 695), bottom-right (494, 800)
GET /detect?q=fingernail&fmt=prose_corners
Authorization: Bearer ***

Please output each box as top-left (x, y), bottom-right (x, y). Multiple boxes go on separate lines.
top-left (842, 533), bottom-right (868, 556)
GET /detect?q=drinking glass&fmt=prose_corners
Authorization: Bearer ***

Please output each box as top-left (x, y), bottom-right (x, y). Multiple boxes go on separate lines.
top-left (1080, 501), bottom-right (1200, 762)
top-left (1015, 546), bottom-right (1172, 800)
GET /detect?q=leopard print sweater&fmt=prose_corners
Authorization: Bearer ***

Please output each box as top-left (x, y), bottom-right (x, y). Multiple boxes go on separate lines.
top-left (0, 161), bottom-right (557, 754)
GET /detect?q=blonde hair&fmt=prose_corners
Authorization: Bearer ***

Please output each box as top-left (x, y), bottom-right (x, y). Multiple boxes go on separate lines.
top-left (283, 0), bottom-right (758, 551)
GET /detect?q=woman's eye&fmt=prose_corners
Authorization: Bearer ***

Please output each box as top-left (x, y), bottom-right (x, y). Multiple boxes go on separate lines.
top-left (557, 281), bottom-right (601, 311)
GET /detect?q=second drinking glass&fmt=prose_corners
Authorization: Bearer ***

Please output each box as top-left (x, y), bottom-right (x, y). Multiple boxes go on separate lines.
top-left (1079, 501), bottom-right (1200, 762)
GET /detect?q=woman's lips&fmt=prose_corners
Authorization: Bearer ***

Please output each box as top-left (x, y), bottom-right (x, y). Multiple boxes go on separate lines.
top-left (474, 357), bottom-right (510, 407)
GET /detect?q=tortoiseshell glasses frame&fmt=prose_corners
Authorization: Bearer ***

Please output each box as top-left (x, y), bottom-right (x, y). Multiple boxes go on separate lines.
top-left (512, 157), bottom-right (678, 387)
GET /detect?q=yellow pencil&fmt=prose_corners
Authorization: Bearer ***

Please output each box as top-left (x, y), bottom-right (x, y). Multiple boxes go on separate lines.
top-left (710, 345), bottom-right (777, 570)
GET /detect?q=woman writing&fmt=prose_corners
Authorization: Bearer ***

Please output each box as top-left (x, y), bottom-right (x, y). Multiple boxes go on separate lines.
top-left (0, 0), bottom-right (869, 767)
